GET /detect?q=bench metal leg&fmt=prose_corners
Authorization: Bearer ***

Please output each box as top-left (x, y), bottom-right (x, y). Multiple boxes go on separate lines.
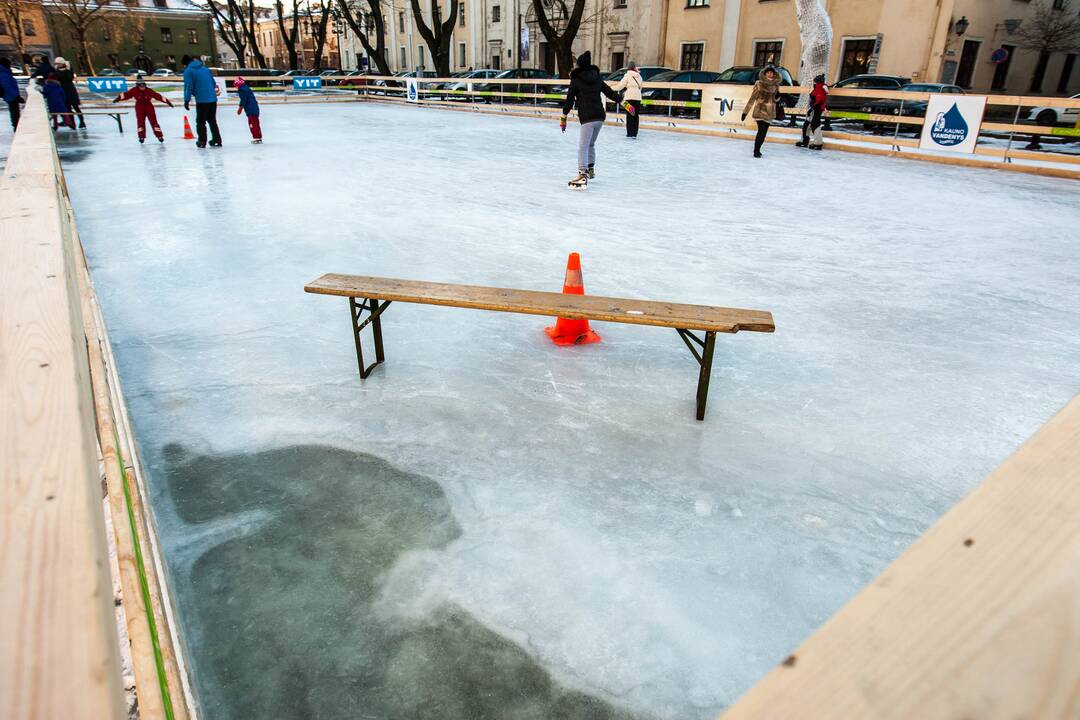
top-left (677, 329), bottom-right (717, 421)
top-left (349, 297), bottom-right (391, 379)
top-left (111, 113), bottom-right (123, 134)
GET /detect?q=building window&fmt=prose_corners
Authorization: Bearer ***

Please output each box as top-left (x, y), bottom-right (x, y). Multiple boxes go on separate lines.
top-left (23, 20), bottom-right (36, 37)
top-left (1052, 0), bottom-right (1065, 8)
top-left (155, 0), bottom-right (168, 7)
top-left (161, 27), bottom-right (173, 44)
top-left (108, 53), bottom-right (118, 67)
top-left (458, 41), bottom-right (466, 67)
top-left (459, 3), bottom-right (465, 26)
top-left (753, 40), bottom-right (782, 67)
top-left (838, 38), bottom-right (875, 80)
top-left (103, 26), bottom-right (111, 41)
top-left (398, 11), bottom-right (405, 29)
top-left (614, 0), bottom-right (627, 7)
top-left (685, 0), bottom-right (709, 7)
top-left (0, 21), bottom-right (7, 36)
top-left (189, 28), bottom-right (198, 44)
top-left (418, 45), bottom-right (425, 68)
top-left (492, 5), bottom-right (501, 22)
top-left (400, 45), bottom-right (406, 67)
top-left (680, 42), bottom-right (703, 71)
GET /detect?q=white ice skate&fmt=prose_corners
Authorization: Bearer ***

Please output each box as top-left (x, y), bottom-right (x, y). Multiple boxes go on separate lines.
top-left (568, 172), bottom-right (588, 191)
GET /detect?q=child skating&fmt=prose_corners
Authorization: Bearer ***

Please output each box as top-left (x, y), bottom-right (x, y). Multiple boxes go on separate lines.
top-left (43, 74), bottom-right (74, 131)
top-left (560, 51), bottom-right (624, 190)
top-left (113, 75), bottom-right (173, 143)
top-left (234, 77), bottom-right (262, 143)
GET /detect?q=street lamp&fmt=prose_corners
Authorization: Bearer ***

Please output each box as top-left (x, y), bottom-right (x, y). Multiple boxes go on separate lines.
top-left (954, 16), bottom-right (969, 37)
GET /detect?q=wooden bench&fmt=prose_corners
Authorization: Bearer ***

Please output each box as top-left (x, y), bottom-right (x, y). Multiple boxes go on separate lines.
top-left (305, 274), bottom-right (775, 420)
top-left (50, 110), bottom-right (129, 133)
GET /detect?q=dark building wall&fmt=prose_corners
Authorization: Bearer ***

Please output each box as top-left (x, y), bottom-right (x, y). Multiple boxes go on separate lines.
top-left (45, 9), bottom-right (216, 73)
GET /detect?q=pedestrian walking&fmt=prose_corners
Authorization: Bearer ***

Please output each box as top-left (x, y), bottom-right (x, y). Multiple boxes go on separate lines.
top-left (0, 57), bottom-right (25, 130)
top-left (234, 77), bottom-right (262, 143)
top-left (43, 73), bottom-right (75, 130)
top-left (612, 61), bottom-right (643, 138)
top-left (741, 65), bottom-right (782, 158)
top-left (182, 54), bottom-right (221, 147)
top-left (796, 74), bottom-right (828, 150)
top-left (113, 75), bottom-right (173, 143)
top-left (53, 57), bottom-right (85, 128)
top-left (560, 51), bottom-right (624, 190)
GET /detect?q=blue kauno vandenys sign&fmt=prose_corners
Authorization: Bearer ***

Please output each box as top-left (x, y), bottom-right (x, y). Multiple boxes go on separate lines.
top-left (88, 77), bottom-right (128, 93)
top-left (293, 77), bottom-right (323, 90)
top-left (919, 95), bottom-right (988, 155)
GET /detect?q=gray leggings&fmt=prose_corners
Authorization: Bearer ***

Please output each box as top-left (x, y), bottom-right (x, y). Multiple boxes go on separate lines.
top-left (578, 120), bottom-right (603, 172)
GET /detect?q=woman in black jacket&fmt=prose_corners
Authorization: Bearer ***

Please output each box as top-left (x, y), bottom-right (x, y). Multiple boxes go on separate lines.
top-left (53, 57), bottom-right (85, 128)
top-left (560, 51), bottom-right (623, 190)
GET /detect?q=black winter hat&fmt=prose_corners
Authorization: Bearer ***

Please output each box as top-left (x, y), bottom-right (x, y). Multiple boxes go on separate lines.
top-left (181, 54), bottom-right (193, 66)
top-left (576, 51), bottom-right (591, 69)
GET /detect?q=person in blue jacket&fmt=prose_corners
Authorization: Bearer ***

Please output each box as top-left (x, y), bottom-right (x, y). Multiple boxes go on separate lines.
top-left (233, 77), bottom-right (262, 143)
top-left (43, 73), bottom-right (75, 130)
top-left (0, 57), bottom-right (25, 130)
top-left (182, 54), bottom-right (221, 147)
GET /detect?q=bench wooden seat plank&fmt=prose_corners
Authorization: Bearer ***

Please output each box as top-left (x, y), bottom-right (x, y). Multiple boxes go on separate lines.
top-left (306, 274), bottom-right (775, 334)
top-left (305, 273), bottom-right (775, 420)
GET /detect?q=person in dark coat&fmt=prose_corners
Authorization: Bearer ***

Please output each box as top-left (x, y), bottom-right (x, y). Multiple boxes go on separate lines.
top-left (43, 73), bottom-right (75, 130)
top-left (560, 51), bottom-right (623, 190)
top-left (233, 77), bottom-right (262, 143)
top-left (0, 57), bottom-right (25, 130)
top-left (33, 55), bottom-right (55, 87)
top-left (796, 74), bottom-right (828, 150)
top-left (52, 57), bottom-right (85, 128)
top-left (182, 54), bottom-right (221, 147)
top-left (113, 75), bottom-right (173, 142)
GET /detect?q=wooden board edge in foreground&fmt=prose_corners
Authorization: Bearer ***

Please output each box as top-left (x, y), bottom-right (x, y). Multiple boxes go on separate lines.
top-left (0, 92), bottom-right (127, 719)
top-left (720, 392), bottom-right (1080, 720)
top-left (305, 274), bottom-right (776, 334)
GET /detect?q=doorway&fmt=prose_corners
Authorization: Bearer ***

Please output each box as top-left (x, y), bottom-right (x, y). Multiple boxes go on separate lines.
top-left (955, 39), bottom-right (980, 88)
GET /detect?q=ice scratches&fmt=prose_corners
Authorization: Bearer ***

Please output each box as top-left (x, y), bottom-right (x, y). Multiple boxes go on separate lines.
top-left (163, 444), bottom-right (646, 720)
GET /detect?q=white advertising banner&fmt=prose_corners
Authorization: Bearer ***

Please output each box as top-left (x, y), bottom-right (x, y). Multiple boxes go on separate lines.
top-left (214, 76), bottom-right (227, 97)
top-left (406, 77), bottom-right (419, 102)
top-left (919, 94), bottom-right (987, 154)
top-left (699, 84), bottom-right (756, 129)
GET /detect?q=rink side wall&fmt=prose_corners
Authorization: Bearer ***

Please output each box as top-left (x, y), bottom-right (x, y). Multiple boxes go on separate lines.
top-left (0, 92), bottom-right (197, 720)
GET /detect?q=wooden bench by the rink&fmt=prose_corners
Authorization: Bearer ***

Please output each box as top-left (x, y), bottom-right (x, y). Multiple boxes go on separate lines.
top-left (50, 109), bottom-right (130, 133)
top-left (304, 274), bottom-right (775, 420)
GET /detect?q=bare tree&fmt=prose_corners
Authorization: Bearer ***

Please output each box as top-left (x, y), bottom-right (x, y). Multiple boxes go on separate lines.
top-left (336, 0), bottom-right (391, 75)
top-left (0, 0), bottom-right (27, 60)
top-left (244, 0), bottom-right (270, 68)
top-left (201, 0), bottom-right (246, 67)
top-left (1015, 0), bottom-right (1080, 92)
top-left (305, 1), bottom-right (332, 70)
top-left (275, 0), bottom-right (301, 69)
top-left (531, 0), bottom-right (586, 78)
top-left (408, 0), bottom-right (458, 76)
top-left (48, 0), bottom-right (127, 74)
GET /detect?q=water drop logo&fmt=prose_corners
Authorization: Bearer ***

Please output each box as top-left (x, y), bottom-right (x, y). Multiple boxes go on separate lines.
top-left (929, 103), bottom-right (968, 147)
top-left (407, 81), bottom-right (418, 101)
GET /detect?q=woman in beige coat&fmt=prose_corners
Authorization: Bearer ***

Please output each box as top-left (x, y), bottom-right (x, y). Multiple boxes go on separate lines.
top-left (741, 65), bottom-right (781, 158)
top-left (612, 61), bottom-right (643, 138)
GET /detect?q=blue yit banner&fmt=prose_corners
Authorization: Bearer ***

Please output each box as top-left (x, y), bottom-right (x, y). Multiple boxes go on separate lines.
top-left (292, 77), bottom-right (323, 90)
top-left (88, 77), bottom-right (129, 93)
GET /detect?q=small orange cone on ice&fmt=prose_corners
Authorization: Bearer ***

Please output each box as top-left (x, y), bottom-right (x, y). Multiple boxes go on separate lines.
top-left (183, 115), bottom-right (194, 140)
top-left (545, 252), bottom-right (601, 346)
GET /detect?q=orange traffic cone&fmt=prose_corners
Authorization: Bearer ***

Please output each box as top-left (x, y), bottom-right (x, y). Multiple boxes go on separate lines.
top-left (182, 115), bottom-right (194, 140)
top-left (545, 252), bottom-right (601, 346)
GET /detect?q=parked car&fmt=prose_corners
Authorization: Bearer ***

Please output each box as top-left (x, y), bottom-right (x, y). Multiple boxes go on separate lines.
top-left (1027, 92), bottom-right (1080, 127)
top-left (828, 74), bottom-right (911, 114)
top-left (474, 68), bottom-right (554, 103)
top-left (716, 65), bottom-right (796, 87)
top-left (436, 68), bottom-right (500, 100)
top-left (151, 68), bottom-right (173, 77)
top-left (640, 70), bottom-right (723, 117)
top-left (860, 83), bottom-right (965, 132)
top-left (606, 66), bottom-right (671, 83)
top-left (97, 68), bottom-right (124, 76)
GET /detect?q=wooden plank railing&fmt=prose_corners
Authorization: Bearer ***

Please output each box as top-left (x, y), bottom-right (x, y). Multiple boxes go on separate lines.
top-left (0, 91), bottom-right (127, 720)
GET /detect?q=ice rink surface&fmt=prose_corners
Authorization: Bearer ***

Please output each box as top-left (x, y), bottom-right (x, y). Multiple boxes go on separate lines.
top-left (58, 102), bottom-right (1080, 719)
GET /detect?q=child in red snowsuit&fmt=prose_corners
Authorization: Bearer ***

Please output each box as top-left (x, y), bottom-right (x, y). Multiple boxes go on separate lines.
top-left (113, 76), bottom-right (173, 143)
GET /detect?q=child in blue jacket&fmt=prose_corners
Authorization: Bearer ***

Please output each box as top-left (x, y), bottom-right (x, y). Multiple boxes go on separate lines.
top-left (233, 77), bottom-right (262, 143)
top-left (43, 74), bottom-right (74, 130)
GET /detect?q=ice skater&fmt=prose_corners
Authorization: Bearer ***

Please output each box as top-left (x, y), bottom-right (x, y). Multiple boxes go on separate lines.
top-left (233, 77), bottom-right (262, 144)
top-left (0, 58), bottom-right (25, 130)
top-left (113, 75), bottom-right (173, 143)
top-left (53, 57), bottom-right (85, 128)
top-left (741, 65), bottom-right (782, 158)
top-left (560, 51), bottom-right (624, 190)
top-left (182, 54), bottom-right (221, 148)
top-left (43, 73), bottom-right (75, 131)
top-left (612, 61), bottom-right (643, 138)
top-left (796, 74), bottom-right (828, 150)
